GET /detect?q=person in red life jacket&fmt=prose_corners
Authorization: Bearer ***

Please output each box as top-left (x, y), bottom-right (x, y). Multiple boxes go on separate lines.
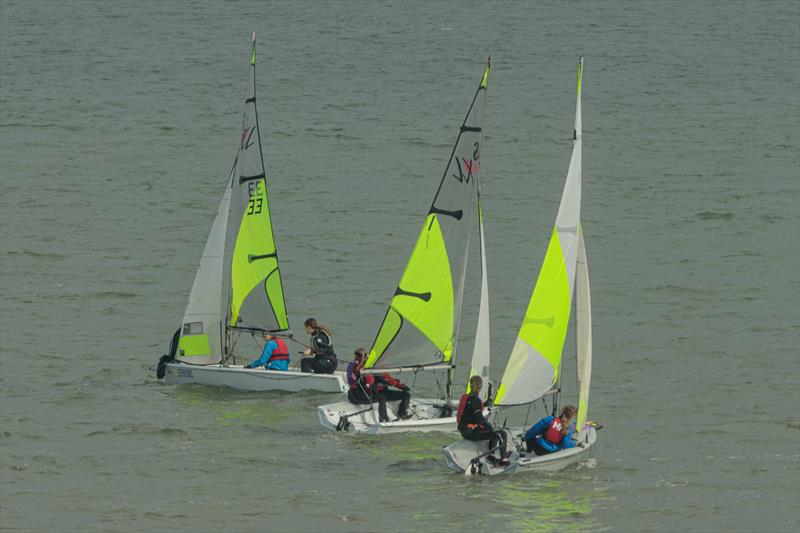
top-left (244, 334), bottom-right (290, 371)
top-left (457, 375), bottom-right (510, 466)
top-left (522, 404), bottom-right (578, 455)
top-left (300, 318), bottom-right (337, 374)
top-left (346, 348), bottom-right (411, 422)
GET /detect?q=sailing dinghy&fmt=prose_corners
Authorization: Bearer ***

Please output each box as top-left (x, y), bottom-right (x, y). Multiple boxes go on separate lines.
top-left (154, 33), bottom-right (346, 393)
top-left (317, 60), bottom-right (492, 433)
top-left (443, 58), bottom-right (599, 474)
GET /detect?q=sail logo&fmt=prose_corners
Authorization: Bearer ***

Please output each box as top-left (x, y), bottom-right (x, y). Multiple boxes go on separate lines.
top-left (241, 126), bottom-right (255, 150)
top-left (247, 180), bottom-right (264, 215)
top-left (450, 142), bottom-right (481, 183)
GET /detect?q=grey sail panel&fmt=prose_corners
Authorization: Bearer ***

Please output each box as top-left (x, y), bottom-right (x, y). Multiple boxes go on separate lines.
top-left (177, 167), bottom-right (234, 364)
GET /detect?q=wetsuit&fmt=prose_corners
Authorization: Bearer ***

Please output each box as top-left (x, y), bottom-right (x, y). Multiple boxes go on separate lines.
top-left (301, 328), bottom-right (337, 374)
top-left (523, 415), bottom-right (578, 455)
top-left (457, 394), bottom-right (508, 460)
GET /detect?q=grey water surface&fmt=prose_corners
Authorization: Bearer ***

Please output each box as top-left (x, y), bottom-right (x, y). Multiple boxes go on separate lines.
top-left (1, 1), bottom-right (798, 531)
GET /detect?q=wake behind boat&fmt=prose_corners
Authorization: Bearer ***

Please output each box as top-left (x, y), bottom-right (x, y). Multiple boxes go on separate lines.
top-left (443, 57), bottom-right (601, 474)
top-left (318, 59), bottom-right (492, 433)
top-left (153, 33), bottom-right (345, 394)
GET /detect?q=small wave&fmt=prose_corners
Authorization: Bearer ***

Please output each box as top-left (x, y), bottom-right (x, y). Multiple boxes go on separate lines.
top-left (696, 211), bottom-right (733, 220)
top-left (0, 122), bottom-right (59, 128)
top-left (5, 249), bottom-right (68, 259)
top-left (88, 291), bottom-right (140, 299)
top-left (85, 426), bottom-right (188, 438)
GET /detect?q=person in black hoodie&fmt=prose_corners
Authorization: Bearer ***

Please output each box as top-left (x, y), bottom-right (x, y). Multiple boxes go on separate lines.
top-left (300, 317), bottom-right (337, 374)
top-left (456, 375), bottom-right (510, 466)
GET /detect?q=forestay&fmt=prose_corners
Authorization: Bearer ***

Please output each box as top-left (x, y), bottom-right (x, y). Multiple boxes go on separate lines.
top-left (494, 58), bottom-right (583, 406)
top-left (223, 33), bottom-right (289, 334)
top-left (365, 61), bottom-right (491, 371)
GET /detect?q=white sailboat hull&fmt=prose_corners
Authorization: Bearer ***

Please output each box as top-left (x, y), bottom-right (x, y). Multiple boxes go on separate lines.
top-left (442, 426), bottom-right (597, 475)
top-left (163, 363), bottom-right (347, 393)
top-left (317, 398), bottom-right (459, 434)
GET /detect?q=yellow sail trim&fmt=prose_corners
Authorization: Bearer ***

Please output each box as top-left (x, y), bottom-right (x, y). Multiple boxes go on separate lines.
top-left (480, 62), bottom-right (490, 89)
top-left (251, 36), bottom-right (256, 65)
top-left (179, 334), bottom-right (211, 356)
top-left (229, 178), bottom-right (288, 330)
top-left (494, 379), bottom-right (508, 404)
top-left (576, 58), bottom-right (582, 96)
top-left (366, 214), bottom-right (454, 367)
top-left (519, 226), bottom-right (572, 372)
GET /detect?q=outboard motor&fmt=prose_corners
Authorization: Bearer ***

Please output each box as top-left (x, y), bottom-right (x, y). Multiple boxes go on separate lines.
top-left (156, 328), bottom-right (180, 379)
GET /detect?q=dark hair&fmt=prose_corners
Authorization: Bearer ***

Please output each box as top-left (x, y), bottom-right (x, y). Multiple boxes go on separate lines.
top-left (560, 404), bottom-right (577, 420)
top-left (468, 375), bottom-right (483, 393)
top-left (305, 318), bottom-right (333, 338)
top-left (354, 347), bottom-right (367, 357)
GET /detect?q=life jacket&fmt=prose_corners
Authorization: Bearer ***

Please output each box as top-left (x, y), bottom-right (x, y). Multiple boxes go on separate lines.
top-left (457, 394), bottom-right (482, 430)
top-left (543, 417), bottom-right (565, 445)
top-left (456, 394), bottom-right (469, 424)
top-left (266, 338), bottom-right (289, 363)
top-left (347, 361), bottom-right (374, 391)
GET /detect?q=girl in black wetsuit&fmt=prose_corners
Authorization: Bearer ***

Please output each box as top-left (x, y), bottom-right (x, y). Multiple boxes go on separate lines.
top-left (456, 375), bottom-right (510, 466)
top-left (300, 318), bottom-right (337, 374)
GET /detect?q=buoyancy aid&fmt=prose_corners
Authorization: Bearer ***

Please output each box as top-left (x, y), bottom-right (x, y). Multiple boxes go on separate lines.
top-left (457, 394), bottom-right (482, 430)
top-left (267, 338), bottom-right (289, 363)
top-left (456, 394), bottom-right (469, 424)
top-left (543, 417), bottom-right (565, 445)
top-left (347, 361), bottom-right (375, 391)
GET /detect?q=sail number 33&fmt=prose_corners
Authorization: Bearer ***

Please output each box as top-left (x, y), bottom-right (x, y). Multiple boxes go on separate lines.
top-left (247, 180), bottom-right (264, 215)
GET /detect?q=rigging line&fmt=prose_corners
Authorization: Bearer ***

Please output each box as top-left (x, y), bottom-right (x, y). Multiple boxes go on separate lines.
top-left (523, 402), bottom-right (533, 431)
top-left (434, 369), bottom-right (447, 401)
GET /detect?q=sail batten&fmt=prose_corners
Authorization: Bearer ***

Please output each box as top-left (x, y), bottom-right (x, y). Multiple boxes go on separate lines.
top-left (366, 60), bottom-right (491, 371)
top-left (494, 57), bottom-right (583, 407)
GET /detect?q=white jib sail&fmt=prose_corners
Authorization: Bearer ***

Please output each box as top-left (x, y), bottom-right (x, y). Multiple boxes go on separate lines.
top-left (493, 57), bottom-right (583, 406)
top-left (178, 176), bottom-right (233, 364)
top-left (468, 198), bottom-right (491, 401)
top-left (575, 227), bottom-right (592, 430)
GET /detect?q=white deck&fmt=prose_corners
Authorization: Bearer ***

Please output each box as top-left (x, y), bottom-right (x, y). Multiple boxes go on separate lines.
top-left (318, 397), bottom-right (459, 434)
top-left (163, 362), bottom-right (347, 393)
